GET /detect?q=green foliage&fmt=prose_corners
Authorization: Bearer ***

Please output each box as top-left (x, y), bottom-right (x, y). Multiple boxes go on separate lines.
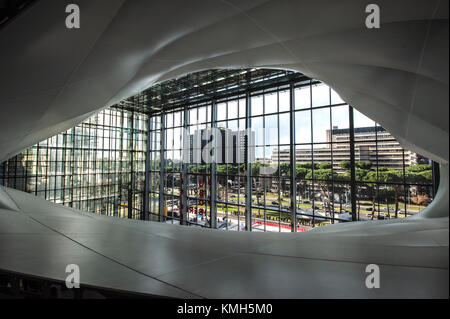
top-left (318, 162), bottom-right (332, 170)
top-left (418, 170), bottom-right (433, 181)
top-left (298, 163), bottom-right (319, 170)
top-left (251, 162), bottom-right (270, 176)
top-left (279, 163), bottom-right (291, 176)
top-left (295, 166), bottom-right (309, 179)
top-left (305, 168), bottom-right (340, 182)
top-left (217, 164), bottom-right (239, 176)
top-left (363, 170), bottom-right (377, 182)
top-left (339, 161), bottom-right (351, 170)
top-left (377, 169), bottom-right (402, 183)
top-left (355, 168), bottom-right (370, 181)
top-left (356, 161), bottom-right (372, 170)
top-left (405, 165), bottom-right (432, 183)
top-left (405, 164), bottom-right (432, 173)
top-left (189, 159), bottom-right (431, 193)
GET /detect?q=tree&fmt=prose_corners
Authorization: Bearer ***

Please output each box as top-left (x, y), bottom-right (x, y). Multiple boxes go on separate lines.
top-left (295, 166), bottom-right (309, 179)
top-left (300, 163), bottom-right (319, 170)
top-left (295, 165), bottom-right (310, 202)
top-left (318, 162), bottom-right (332, 170)
top-left (363, 170), bottom-right (378, 219)
top-left (337, 161), bottom-right (373, 219)
top-left (356, 161), bottom-right (372, 170)
top-left (305, 166), bottom-right (341, 215)
top-left (339, 161), bottom-right (351, 170)
top-left (279, 163), bottom-right (290, 176)
top-left (405, 164), bottom-right (433, 209)
top-left (378, 169), bottom-right (403, 218)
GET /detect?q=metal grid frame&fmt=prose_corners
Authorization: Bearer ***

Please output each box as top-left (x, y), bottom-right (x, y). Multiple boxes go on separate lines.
top-left (0, 69), bottom-right (438, 231)
top-left (1, 107), bottom-right (147, 219)
top-left (145, 69), bottom-right (437, 232)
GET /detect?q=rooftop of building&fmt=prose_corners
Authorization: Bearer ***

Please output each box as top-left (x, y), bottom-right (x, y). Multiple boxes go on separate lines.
top-left (331, 126), bottom-right (387, 135)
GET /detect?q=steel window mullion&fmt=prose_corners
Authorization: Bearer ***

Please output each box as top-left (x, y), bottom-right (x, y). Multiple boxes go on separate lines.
top-left (432, 161), bottom-right (440, 198)
top-left (289, 83), bottom-right (297, 232)
top-left (349, 106), bottom-right (357, 221)
top-left (261, 91), bottom-right (265, 232)
top-left (245, 91), bottom-right (252, 231)
top-left (143, 116), bottom-right (152, 221)
top-left (375, 124), bottom-right (380, 219)
top-left (181, 106), bottom-right (189, 225)
top-left (310, 82), bottom-right (315, 227)
top-left (329, 90), bottom-right (335, 224)
top-left (159, 113), bottom-right (166, 222)
top-left (210, 100), bottom-right (217, 229)
top-left (402, 149), bottom-right (407, 218)
top-left (13, 151), bottom-right (17, 190)
top-left (128, 111), bottom-right (135, 219)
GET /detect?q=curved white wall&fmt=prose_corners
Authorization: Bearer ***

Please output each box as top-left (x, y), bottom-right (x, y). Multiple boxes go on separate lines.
top-left (0, 0), bottom-right (448, 164)
top-left (0, 1), bottom-right (448, 298)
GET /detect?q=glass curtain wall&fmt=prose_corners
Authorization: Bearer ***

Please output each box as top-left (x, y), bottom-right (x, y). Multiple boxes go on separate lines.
top-left (0, 107), bottom-right (147, 219)
top-left (148, 76), bottom-right (435, 232)
top-left (0, 69), bottom-right (435, 231)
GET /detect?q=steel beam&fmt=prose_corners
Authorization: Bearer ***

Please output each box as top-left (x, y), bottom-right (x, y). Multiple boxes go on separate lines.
top-left (245, 92), bottom-right (252, 231)
top-left (289, 84), bottom-right (297, 232)
top-left (432, 161), bottom-right (440, 197)
top-left (349, 106), bottom-right (357, 221)
top-left (210, 100), bottom-right (217, 229)
top-left (181, 106), bottom-right (189, 225)
top-left (159, 113), bottom-right (165, 222)
top-left (143, 117), bottom-right (152, 221)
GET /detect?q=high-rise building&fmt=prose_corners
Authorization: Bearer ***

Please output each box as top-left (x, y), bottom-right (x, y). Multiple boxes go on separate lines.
top-left (272, 126), bottom-right (429, 171)
top-left (188, 127), bottom-right (255, 164)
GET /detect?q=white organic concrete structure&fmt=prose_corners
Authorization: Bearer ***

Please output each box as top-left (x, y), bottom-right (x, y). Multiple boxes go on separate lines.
top-left (0, 0), bottom-right (448, 298)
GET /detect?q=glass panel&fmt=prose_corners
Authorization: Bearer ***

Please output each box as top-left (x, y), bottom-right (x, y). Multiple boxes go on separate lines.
top-left (279, 90), bottom-right (290, 112)
top-left (295, 85), bottom-right (310, 110)
top-left (1, 72), bottom-right (434, 232)
top-left (251, 95), bottom-right (263, 116)
top-left (265, 92), bottom-right (277, 114)
top-left (217, 102), bottom-right (227, 121)
top-left (312, 108), bottom-right (331, 143)
top-left (331, 88), bottom-right (345, 104)
top-left (312, 83), bottom-right (330, 107)
top-left (295, 110), bottom-right (311, 144)
top-left (228, 100), bottom-right (238, 119)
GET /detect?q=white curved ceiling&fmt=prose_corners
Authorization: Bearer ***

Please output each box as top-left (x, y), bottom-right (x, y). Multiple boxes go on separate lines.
top-left (0, 186), bottom-right (448, 298)
top-left (0, 0), bottom-right (448, 298)
top-left (0, 0), bottom-right (448, 163)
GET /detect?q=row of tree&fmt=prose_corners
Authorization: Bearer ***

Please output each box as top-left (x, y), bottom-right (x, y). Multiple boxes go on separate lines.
top-left (161, 158), bottom-right (433, 219)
